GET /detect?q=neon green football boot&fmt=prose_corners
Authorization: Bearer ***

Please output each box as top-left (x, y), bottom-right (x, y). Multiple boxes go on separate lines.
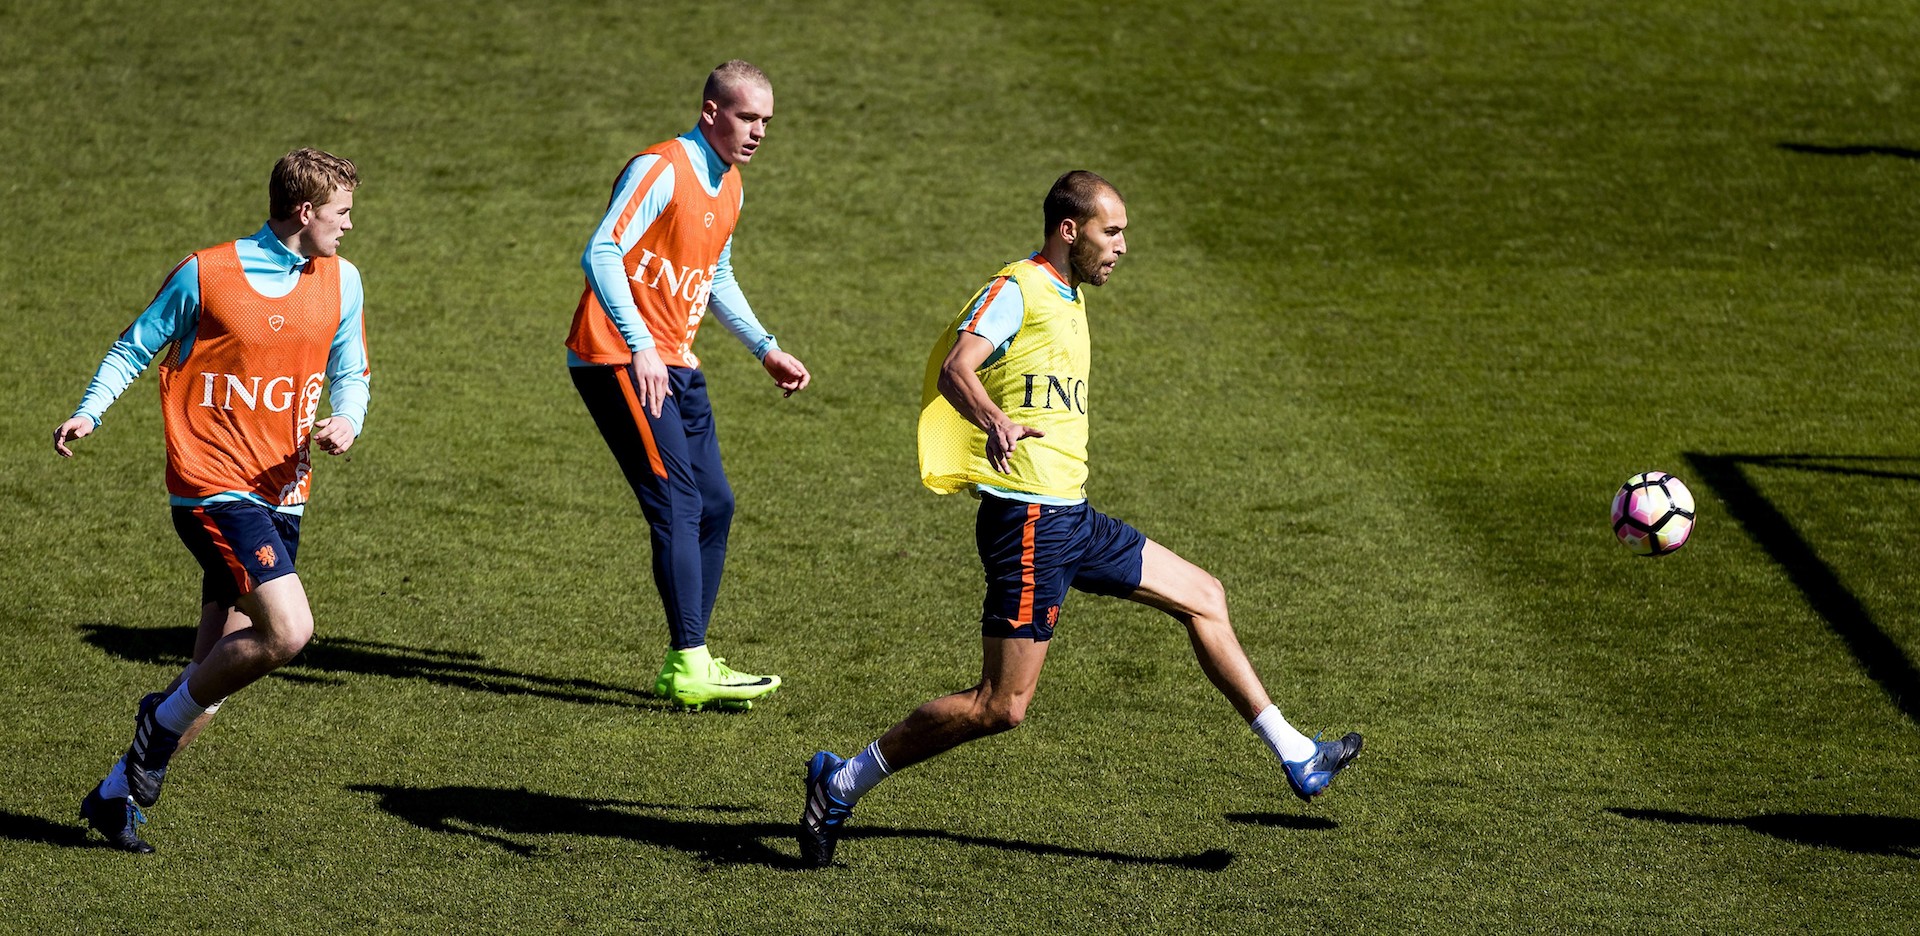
top-left (653, 645), bottom-right (781, 711)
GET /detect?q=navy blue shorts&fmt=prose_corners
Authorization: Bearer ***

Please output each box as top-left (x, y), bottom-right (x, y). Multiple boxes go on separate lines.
top-left (172, 503), bottom-right (302, 605)
top-left (976, 495), bottom-right (1146, 641)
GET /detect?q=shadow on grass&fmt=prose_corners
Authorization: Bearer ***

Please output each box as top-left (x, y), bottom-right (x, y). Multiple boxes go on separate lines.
top-left (78, 624), bottom-right (658, 708)
top-left (1682, 453), bottom-right (1920, 725)
top-left (1607, 807), bottom-right (1920, 859)
top-left (1224, 812), bottom-right (1338, 831)
top-left (1778, 142), bottom-right (1920, 161)
top-left (0, 809), bottom-right (103, 849)
top-left (349, 784), bottom-right (1233, 871)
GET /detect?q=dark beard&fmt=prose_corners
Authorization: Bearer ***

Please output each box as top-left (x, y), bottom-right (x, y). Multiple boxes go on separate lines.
top-left (1069, 236), bottom-right (1107, 286)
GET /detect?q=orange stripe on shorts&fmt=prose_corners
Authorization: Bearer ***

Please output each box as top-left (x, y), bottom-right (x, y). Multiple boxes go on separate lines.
top-left (1016, 503), bottom-right (1041, 625)
top-left (194, 507), bottom-right (254, 595)
top-left (613, 366), bottom-right (669, 479)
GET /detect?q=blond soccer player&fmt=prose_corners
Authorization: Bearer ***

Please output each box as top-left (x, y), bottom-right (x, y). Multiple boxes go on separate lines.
top-left (56, 149), bottom-right (371, 853)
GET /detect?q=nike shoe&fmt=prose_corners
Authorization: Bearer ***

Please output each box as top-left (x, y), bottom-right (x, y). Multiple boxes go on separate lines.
top-left (799, 751), bottom-right (853, 868)
top-left (79, 787), bottom-right (154, 854)
top-left (1283, 732), bottom-right (1364, 802)
top-left (654, 646), bottom-right (780, 711)
top-left (125, 692), bottom-right (183, 807)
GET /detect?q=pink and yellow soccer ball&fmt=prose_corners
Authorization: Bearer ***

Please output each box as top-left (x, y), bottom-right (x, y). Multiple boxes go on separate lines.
top-left (1610, 471), bottom-right (1696, 557)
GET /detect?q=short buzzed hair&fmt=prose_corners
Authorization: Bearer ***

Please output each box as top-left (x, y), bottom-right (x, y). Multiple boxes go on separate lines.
top-left (703, 59), bottom-right (771, 108)
top-left (1043, 170), bottom-right (1121, 235)
top-left (269, 148), bottom-right (358, 220)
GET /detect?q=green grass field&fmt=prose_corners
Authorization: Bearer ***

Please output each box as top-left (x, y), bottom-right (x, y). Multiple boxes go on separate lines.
top-left (3, 0), bottom-right (1917, 932)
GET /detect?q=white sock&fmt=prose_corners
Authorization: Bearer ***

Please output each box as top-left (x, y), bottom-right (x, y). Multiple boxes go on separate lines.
top-left (829, 742), bottom-right (892, 805)
top-left (96, 757), bottom-right (131, 800)
top-left (177, 664), bottom-right (228, 715)
top-left (154, 684), bottom-right (209, 735)
top-left (1252, 704), bottom-right (1319, 763)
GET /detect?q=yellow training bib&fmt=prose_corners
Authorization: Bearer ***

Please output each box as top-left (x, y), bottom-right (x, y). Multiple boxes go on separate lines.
top-left (918, 256), bottom-right (1090, 499)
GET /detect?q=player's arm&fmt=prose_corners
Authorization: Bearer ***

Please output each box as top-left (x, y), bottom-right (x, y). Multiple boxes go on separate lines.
top-left (708, 236), bottom-right (809, 396)
top-left (937, 279), bottom-right (1040, 474)
top-left (55, 256), bottom-right (200, 457)
top-left (314, 260), bottom-right (370, 456)
top-left (581, 155), bottom-right (674, 415)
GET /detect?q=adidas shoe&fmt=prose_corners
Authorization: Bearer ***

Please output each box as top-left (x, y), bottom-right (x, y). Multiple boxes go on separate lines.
top-left (79, 788), bottom-right (154, 854)
top-left (125, 692), bottom-right (183, 807)
top-left (654, 646), bottom-right (780, 711)
top-left (799, 750), bottom-right (853, 868)
top-left (1283, 732), bottom-right (1364, 802)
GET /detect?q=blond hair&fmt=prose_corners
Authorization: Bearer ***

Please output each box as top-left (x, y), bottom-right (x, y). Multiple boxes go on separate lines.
top-left (703, 60), bottom-right (771, 108)
top-left (269, 148), bottom-right (359, 220)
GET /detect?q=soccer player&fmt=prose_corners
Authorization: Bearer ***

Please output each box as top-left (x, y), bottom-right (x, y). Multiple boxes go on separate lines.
top-left (54, 148), bottom-right (371, 853)
top-left (798, 171), bottom-right (1363, 867)
top-left (567, 60), bottom-right (810, 711)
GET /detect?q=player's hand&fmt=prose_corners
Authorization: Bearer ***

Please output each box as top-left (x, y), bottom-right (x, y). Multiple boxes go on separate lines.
top-left (313, 416), bottom-right (357, 456)
top-left (762, 349), bottom-right (810, 397)
top-left (986, 418), bottom-right (1045, 474)
top-left (629, 347), bottom-right (672, 418)
top-left (53, 416), bottom-right (96, 458)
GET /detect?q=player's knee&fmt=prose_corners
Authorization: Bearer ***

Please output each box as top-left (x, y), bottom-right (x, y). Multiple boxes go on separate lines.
top-left (1192, 573), bottom-right (1229, 622)
top-left (977, 696), bottom-right (1028, 734)
top-left (998, 702), bottom-right (1028, 731)
top-left (269, 632), bottom-right (311, 666)
top-left (261, 611), bottom-right (314, 665)
top-left (702, 485), bottom-right (735, 527)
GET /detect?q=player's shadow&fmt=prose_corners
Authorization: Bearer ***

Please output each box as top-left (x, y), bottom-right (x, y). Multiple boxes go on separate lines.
top-left (78, 624), bottom-right (657, 708)
top-left (1224, 812), bottom-right (1339, 831)
top-left (349, 783), bottom-right (1234, 871)
top-left (0, 808), bottom-right (107, 850)
top-left (1607, 807), bottom-right (1920, 859)
top-left (1683, 453), bottom-right (1920, 726)
top-left (1778, 142), bottom-right (1920, 161)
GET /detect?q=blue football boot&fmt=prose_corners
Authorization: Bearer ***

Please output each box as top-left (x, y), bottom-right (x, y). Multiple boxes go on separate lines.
top-left (799, 751), bottom-right (854, 868)
top-left (80, 787), bottom-right (154, 854)
top-left (124, 692), bottom-right (183, 807)
top-left (1283, 732), bottom-right (1364, 802)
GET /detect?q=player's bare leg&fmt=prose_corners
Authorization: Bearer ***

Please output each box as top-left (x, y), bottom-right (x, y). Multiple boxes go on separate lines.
top-left (84, 598), bottom-right (257, 852)
top-left (159, 601), bottom-right (252, 750)
top-left (118, 575), bottom-right (313, 808)
top-left (187, 574), bottom-right (314, 703)
top-left (875, 636), bottom-right (1050, 771)
top-left (1126, 539), bottom-right (1273, 721)
top-left (801, 637), bottom-right (1049, 866)
top-left (84, 577), bottom-right (315, 851)
top-left (1128, 538), bottom-right (1362, 801)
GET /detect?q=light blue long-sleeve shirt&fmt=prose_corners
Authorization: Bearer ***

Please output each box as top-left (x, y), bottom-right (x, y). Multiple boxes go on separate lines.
top-left (567, 127), bottom-right (778, 367)
top-left (69, 224), bottom-right (371, 514)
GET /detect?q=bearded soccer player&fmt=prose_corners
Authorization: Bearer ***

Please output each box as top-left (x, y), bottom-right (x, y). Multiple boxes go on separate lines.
top-left (54, 149), bottom-right (371, 853)
top-left (797, 171), bottom-right (1362, 867)
top-left (568, 60), bottom-right (810, 710)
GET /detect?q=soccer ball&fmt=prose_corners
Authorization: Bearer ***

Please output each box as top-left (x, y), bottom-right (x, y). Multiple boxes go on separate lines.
top-left (1610, 471), bottom-right (1696, 557)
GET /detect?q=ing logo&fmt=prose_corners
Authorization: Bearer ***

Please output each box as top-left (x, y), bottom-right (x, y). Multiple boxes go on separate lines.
top-left (254, 544), bottom-right (278, 569)
top-left (1045, 605), bottom-right (1060, 626)
top-left (1019, 374), bottom-right (1087, 413)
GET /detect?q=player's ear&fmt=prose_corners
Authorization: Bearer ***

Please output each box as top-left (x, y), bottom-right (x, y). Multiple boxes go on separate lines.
top-left (700, 98), bottom-right (719, 126)
top-left (294, 201), bottom-right (316, 226)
